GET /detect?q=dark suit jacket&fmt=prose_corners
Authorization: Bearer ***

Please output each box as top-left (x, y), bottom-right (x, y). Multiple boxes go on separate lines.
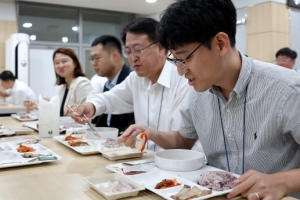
top-left (95, 64), bottom-right (135, 134)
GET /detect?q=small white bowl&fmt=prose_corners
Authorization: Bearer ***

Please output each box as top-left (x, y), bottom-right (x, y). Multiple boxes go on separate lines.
top-left (85, 127), bottom-right (118, 140)
top-left (155, 149), bottom-right (205, 172)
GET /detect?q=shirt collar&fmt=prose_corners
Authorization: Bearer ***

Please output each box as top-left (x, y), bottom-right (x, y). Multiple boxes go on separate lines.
top-left (142, 60), bottom-right (173, 89)
top-left (11, 79), bottom-right (19, 91)
top-left (105, 68), bottom-right (122, 89)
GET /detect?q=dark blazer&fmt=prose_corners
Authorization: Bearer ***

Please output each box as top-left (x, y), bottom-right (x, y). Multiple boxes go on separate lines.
top-left (95, 64), bottom-right (135, 134)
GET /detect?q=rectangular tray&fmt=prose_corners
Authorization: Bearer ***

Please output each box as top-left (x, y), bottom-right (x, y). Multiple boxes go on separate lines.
top-left (53, 134), bottom-right (144, 160)
top-left (0, 139), bottom-right (61, 168)
top-left (11, 114), bottom-right (38, 121)
top-left (85, 173), bottom-right (145, 200)
top-left (22, 121), bottom-right (86, 134)
top-left (106, 162), bottom-right (239, 200)
top-left (0, 126), bottom-right (15, 136)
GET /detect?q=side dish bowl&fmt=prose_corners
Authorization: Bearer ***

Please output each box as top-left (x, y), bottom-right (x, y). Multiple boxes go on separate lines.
top-left (155, 149), bottom-right (205, 172)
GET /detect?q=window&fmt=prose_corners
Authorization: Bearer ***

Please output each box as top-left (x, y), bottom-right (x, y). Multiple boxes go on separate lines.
top-left (82, 8), bottom-right (135, 44)
top-left (18, 2), bottom-right (79, 43)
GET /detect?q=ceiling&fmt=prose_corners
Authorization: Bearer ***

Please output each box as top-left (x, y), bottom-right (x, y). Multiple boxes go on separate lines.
top-left (19, 0), bottom-right (175, 15)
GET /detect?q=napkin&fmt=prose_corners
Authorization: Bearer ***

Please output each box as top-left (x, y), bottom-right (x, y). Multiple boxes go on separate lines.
top-left (38, 95), bottom-right (60, 138)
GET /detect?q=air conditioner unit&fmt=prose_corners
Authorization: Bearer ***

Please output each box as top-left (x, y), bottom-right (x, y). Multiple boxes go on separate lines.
top-left (5, 33), bottom-right (30, 85)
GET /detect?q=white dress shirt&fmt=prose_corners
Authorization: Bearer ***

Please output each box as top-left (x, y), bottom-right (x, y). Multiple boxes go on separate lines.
top-left (90, 75), bottom-right (107, 94)
top-left (58, 76), bottom-right (94, 110)
top-left (87, 60), bottom-right (190, 152)
top-left (6, 79), bottom-right (37, 106)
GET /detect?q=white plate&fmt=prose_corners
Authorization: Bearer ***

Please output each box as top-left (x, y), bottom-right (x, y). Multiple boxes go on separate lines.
top-left (0, 152), bottom-right (21, 162)
top-left (22, 121), bottom-right (39, 131)
top-left (9, 127), bottom-right (34, 135)
top-left (106, 161), bottom-right (239, 200)
top-left (22, 121), bottom-right (86, 134)
top-left (0, 126), bottom-right (15, 136)
top-left (0, 141), bottom-right (61, 168)
top-left (100, 147), bottom-right (143, 161)
top-left (53, 135), bottom-right (141, 158)
top-left (85, 173), bottom-right (145, 200)
top-left (106, 159), bottom-right (157, 176)
top-left (11, 114), bottom-right (38, 121)
top-left (129, 171), bottom-right (218, 200)
top-left (53, 134), bottom-right (100, 155)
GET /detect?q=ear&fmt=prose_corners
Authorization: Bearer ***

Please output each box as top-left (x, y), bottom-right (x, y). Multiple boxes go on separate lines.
top-left (214, 32), bottom-right (230, 56)
top-left (156, 42), bottom-right (167, 56)
top-left (110, 49), bottom-right (119, 62)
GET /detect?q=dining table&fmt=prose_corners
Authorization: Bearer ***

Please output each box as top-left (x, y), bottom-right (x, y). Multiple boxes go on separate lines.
top-left (0, 116), bottom-right (297, 200)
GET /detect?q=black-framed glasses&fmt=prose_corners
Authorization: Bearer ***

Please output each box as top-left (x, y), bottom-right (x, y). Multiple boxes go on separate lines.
top-left (123, 41), bottom-right (157, 58)
top-left (89, 57), bottom-right (101, 63)
top-left (167, 37), bottom-right (210, 70)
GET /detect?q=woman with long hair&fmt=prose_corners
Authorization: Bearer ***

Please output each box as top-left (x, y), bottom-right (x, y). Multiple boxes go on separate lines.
top-left (25, 47), bottom-right (94, 116)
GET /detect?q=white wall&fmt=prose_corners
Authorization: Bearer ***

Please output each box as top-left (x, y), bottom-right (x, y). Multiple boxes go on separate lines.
top-left (29, 48), bottom-right (62, 99)
top-left (236, 8), bottom-right (247, 55)
top-left (0, 1), bottom-right (16, 21)
top-left (290, 8), bottom-right (300, 70)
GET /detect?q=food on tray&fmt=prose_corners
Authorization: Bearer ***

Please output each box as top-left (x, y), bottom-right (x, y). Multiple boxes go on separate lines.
top-left (16, 111), bottom-right (27, 116)
top-left (64, 135), bottom-right (82, 141)
top-left (62, 123), bottom-right (82, 129)
top-left (121, 168), bottom-right (147, 175)
top-left (16, 144), bottom-right (36, 152)
top-left (155, 178), bottom-right (181, 189)
top-left (99, 179), bottom-right (135, 193)
top-left (19, 115), bottom-right (31, 119)
top-left (171, 185), bottom-right (212, 200)
top-left (21, 152), bottom-right (51, 158)
top-left (102, 138), bottom-right (124, 148)
top-left (135, 133), bottom-right (147, 152)
top-left (68, 140), bottom-right (89, 147)
top-left (195, 171), bottom-right (237, 191)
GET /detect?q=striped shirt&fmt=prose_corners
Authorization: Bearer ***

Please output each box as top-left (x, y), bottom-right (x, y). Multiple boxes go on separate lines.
top-left (179, 53), bottom-right (300, 198)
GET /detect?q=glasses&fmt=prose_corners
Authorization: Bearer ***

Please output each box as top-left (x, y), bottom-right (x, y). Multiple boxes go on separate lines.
top-left (89, 57), bottom-right (100, 63)
top-left (123, 42), bottom-right (157, 58)
top-left (167, 38), bottom-right (210, 70)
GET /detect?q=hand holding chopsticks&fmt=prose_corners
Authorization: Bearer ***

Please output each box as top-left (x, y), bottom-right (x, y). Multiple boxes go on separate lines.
top-left (67, 104), bottom-right (101, 139)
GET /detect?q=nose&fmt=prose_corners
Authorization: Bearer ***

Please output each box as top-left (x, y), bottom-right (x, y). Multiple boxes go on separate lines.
top-left (276, 61), bottom-right (283, 67)
top-left (128, 53), bottom-right (138, 64)
top-left (55, 62), bottom-right (63, 68)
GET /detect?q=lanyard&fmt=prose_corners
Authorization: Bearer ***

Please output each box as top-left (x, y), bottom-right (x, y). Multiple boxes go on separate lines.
top-left (217, 84), bottom-right (249, 174)
top-left (147, 86), bottom-right (165, 151)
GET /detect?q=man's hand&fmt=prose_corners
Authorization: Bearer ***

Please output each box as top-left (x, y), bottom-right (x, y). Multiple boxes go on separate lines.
top-left (117, 124), bottom-right (152, 148)
top-left (24, 100), bottom-right (38, 110)
top-left (68, 103), bottom-right (96, 123)
top-left (227, 170), bottom-right (286, 200)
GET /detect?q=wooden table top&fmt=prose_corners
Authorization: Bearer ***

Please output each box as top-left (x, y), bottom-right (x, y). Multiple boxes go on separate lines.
top-left (0, 117), bottom-right (296, 200)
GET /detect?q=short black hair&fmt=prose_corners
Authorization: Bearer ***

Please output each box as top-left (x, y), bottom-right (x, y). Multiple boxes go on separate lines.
top-left (121, 17), bottom-right (159, 44)
top-left (158, 0), bottom-right (237, 50)
top-left (0, 70), bottom-right (15, 81)
top-left (91, 35), bottom-right (122, 54)
top-left (275, 47), bottom-right (297, 60)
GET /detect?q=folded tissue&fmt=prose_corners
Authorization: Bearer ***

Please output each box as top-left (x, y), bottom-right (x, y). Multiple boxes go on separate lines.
top-left (38, 95), bottom-right (60, 138)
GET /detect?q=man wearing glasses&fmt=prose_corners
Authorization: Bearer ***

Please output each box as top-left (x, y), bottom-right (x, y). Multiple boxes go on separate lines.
top-left (89, 35), bottom-right (134, 133)
top-left (70, 17), bottom-right (191, 152)
top-left (118, 0), bottom-right (300, 199)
